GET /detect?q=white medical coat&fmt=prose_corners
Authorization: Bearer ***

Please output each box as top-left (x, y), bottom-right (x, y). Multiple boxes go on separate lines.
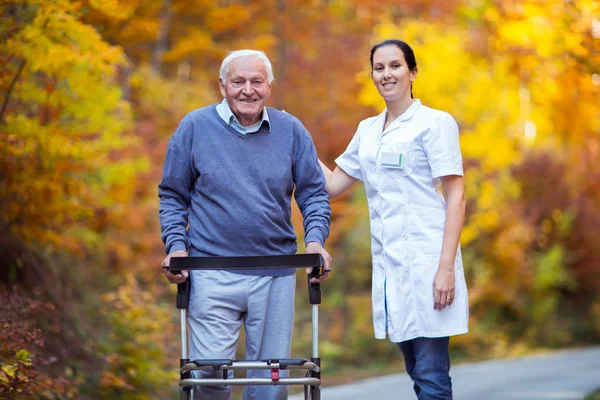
top-left (336, 100), bottom-right (469, 342)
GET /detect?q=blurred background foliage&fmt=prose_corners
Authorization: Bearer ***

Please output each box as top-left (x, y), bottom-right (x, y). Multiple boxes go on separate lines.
top-left (1, 0), bottom-right (599, 398)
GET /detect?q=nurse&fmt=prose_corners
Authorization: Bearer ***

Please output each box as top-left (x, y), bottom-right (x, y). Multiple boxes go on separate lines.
top-left (319, 39), bottom-right (468, 400)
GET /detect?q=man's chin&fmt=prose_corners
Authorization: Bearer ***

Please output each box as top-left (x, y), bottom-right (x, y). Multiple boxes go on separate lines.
top-left (236, 108), bottom-right (263, 122)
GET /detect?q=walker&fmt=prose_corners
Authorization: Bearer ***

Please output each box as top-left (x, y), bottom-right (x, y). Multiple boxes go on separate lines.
top-left (169, 254), bottom-right (325, 400)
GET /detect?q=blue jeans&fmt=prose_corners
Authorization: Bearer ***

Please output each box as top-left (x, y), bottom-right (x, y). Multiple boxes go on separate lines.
top-left (397, 337), bottom-right (452, 400)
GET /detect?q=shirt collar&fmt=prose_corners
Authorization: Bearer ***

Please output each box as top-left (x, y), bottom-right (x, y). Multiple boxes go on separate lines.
top-left (217, 99), bottom-right (271, 133)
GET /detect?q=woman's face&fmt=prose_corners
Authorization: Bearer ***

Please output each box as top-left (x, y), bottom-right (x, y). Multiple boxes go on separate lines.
top-left (371, 45), bottom-right (417, 102)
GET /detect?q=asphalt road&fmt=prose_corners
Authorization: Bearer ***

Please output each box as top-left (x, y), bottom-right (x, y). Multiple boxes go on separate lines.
top-left (290, 346), bottom-right (600, 400)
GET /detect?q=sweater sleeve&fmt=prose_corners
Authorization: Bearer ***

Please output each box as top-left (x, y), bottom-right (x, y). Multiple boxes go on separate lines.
top-left (291, 119), bottom-right (331, 247)
top-left (158, 117), bottom-right (197, 254)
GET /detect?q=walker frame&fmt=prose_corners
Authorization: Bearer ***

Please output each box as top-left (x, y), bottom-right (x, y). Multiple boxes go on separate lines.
top-left (169, 254), bottom-right (325, 400)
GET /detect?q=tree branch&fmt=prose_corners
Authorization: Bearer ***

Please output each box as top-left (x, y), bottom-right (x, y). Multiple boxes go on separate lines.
top-left (0, 58), bottom-right (26, 124)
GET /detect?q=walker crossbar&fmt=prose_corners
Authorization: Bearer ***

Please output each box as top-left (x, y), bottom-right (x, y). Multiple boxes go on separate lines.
top-left (180, 377), bottom-right (321, 387)
top-left (182, 359), bottom-right (320, 373)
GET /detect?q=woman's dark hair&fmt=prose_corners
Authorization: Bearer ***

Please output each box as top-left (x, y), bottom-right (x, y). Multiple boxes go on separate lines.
top-left (370, 39), bottom-right (418, 98)
top-left (370, 39), bottom-right (417, 71)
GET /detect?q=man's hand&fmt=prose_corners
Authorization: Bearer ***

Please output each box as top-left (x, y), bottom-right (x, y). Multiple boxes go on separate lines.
top-left (305, 242), bottom-right (332, 283)
top-left (161, 250), bottom-right (189, 284)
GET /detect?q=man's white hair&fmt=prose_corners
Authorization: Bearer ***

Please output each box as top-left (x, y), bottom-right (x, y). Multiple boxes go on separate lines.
top-left (219, 50), bottom-right (274, 84)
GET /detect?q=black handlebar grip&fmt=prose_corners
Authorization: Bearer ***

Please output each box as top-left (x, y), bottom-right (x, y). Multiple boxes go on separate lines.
top-left (176, 278), bottom-right (190, 309)
top-left (308, 267), bottom-right (321, 305)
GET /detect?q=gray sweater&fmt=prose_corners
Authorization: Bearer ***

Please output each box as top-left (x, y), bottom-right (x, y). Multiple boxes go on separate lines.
top-left (158, 105), bottom-right (331, 276)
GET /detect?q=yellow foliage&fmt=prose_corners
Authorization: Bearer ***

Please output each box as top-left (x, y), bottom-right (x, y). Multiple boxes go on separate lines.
top-left (163, 28), bottom-right (216, 62)
top-left (460, 224), bottom-right (477, 246)
top-left (0, 0), bottom-right (145, 254)
top-left (130, 64), bottom-right (217, 121)
top-left (205, 6), bottom-right (251, 33)
top-left (1, 365), bottom-right (17, 379)
top-left (88, 0), bottom-right (137, 20)
top-left (118, 18), bottom-right (160, 42)
top-left (98, 274), bottom-right (176, 397)
top-left (486, 0), bottom-right (600, 148)
top-left (253, 34), bottom-right (278, 53)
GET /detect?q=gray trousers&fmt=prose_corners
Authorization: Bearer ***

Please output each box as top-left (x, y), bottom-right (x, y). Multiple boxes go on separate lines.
top-left (188, 270), bottom-right (296, 400)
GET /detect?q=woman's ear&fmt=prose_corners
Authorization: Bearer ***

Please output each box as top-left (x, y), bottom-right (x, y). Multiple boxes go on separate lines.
top-left (410, 68), bottom-right (418, 81)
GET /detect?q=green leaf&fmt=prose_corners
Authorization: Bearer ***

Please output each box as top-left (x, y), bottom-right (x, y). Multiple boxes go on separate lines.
top-left (16, 349), bottom-right (33, 366)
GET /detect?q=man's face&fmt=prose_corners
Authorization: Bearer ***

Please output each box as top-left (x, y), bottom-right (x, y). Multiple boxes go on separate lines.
top-left (219, 56), bottom-right (272, 126)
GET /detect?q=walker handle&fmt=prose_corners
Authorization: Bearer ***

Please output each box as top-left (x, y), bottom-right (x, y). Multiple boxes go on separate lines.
top-left (176, 279), bottom-right (190, 309)
top-left (308, 267), bottom-right (321, 305)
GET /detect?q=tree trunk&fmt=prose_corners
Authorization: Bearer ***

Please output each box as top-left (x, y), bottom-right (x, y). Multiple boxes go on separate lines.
top-left (273, 0), bottom-right (287, 109)
top-left (151, 0), bottom-right (172, 75)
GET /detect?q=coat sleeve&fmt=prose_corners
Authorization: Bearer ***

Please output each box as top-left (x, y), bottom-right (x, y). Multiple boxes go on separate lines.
top-left (422, 112), bottom-right (464, 179)
top-left (334, 121), bottom-right (364, 181)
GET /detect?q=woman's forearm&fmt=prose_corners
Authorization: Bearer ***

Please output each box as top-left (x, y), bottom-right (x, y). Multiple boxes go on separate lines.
top-left (319, 159), bottom-right (333, 181)
top-left (318, 159), bottom-right (357, 198)
top-left (439, 176), bottom-right (466, 269)
top-left (440, 197), bottom-right (465, 268)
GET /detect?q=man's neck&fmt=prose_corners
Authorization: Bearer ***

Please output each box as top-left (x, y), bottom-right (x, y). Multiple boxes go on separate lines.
top-left (238, 112), bottom-right (262, 127)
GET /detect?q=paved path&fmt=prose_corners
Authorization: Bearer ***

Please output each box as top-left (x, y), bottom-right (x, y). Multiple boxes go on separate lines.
top-left (290, 346), bottom-right (600, 399)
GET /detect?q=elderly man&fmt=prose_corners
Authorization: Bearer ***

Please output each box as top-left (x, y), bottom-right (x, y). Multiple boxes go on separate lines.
top-left (158, 49), bottom-right (332, 400)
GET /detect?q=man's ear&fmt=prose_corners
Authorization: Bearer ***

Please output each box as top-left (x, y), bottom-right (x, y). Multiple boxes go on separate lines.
top-left (219, 78), bottom-right (226, 97)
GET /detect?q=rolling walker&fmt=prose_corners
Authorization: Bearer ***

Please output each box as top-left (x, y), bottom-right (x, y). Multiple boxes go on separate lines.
top-left (169, 254), bottom-right (325, 400)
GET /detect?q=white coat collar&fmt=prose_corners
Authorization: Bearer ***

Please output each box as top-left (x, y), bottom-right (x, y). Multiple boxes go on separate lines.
top-left (380, 99), bottom-right (421, 136)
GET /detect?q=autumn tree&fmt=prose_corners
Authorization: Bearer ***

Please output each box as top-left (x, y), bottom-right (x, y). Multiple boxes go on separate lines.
top-left (0, 0), bottom-right (158, 396)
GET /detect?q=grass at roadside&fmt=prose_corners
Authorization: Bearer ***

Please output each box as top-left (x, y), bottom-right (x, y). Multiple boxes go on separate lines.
top-left (584, 389), bottom-right (600, 400)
